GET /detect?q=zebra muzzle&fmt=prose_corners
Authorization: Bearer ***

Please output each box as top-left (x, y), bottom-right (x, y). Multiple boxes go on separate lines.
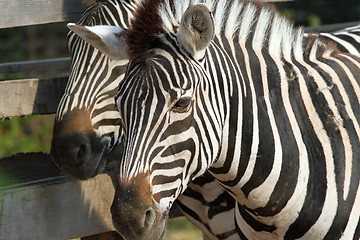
top-left (111, 175), bottom-right (168, 240)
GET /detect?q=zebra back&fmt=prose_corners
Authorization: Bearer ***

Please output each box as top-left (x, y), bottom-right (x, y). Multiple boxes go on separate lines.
top-left (307, 24), bottom-right (360, 55)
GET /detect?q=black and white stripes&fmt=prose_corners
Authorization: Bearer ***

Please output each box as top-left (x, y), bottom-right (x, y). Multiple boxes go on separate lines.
top-left (55, 1), bottom-right (139, 149)
top-left (51, 0), bottom-right (360, 238)
top-left (114, 0), bottom-right (360, 238)
top-left (316, 24), bottom-right (360, 55)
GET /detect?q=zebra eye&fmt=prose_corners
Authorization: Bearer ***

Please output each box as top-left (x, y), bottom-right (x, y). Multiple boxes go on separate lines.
top-left (172, 97), bottom-right (192, 112)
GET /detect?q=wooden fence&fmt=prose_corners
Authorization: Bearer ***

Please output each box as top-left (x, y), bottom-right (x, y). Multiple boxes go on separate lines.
top-left (0, 0), bottom-right (358, 239)
top-left (0, 1), bottom-right (121, 239)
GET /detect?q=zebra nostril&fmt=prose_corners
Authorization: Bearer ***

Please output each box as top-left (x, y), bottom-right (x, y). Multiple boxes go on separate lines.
top-left (143, 207), bottom-right (156, 230)
top-left (74, 142), bottom-right (90, 165)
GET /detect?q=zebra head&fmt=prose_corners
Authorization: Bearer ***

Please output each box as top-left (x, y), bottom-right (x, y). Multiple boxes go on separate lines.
top-left (111, 3), bottom-right (220, 239)
top-left (50, 0), bottom-right (135, 180)
top-left (67, 2), bottom-right (220, 239)
top-left (50, 25), bottom-right (128, 180)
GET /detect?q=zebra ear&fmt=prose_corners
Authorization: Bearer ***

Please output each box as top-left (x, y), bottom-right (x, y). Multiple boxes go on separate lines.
top-left (67, 23), bottom-right (128, 60)
top-left (177, 4), bottom-right (214, 60)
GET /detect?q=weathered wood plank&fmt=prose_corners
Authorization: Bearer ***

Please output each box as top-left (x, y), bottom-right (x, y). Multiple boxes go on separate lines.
top-left (0, 153), bottom-right (116, 240)
top-left (0, 175), bottom-right (116, 240)
top-left (0, 0), bottom-right (86, 28)
top-left (0, 58), bottom-right (71, 75)
top-left (0, 77), bottom-right (68, 118)
top-left (0, 153), bottom-right (64, 188)
top-left (0, 153), bottom-right (182, 240)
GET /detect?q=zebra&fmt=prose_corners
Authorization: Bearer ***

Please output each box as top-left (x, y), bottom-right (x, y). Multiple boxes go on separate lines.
top-left (50, 0), bottom-right (138, 180)
top-left (66, 0), bottom-right (360, 239)
top-left (179, 22), bottom-right (360, 240)
top-left (57, 17), bottom-right (360, 240)
top-left (52, 1), bottom-right (360, 240)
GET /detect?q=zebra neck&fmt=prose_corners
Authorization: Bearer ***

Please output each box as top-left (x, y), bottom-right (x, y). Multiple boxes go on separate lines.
top-left (206, 16), bottom-right (351, 233)
top-left (215, 0), bottom-right (338, 62)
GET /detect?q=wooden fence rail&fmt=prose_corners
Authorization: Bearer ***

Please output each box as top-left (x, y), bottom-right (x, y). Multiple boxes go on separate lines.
top-left (0, 58), bottom-right (71, 76)
top-left (0, 153), bottom-right (116, 240)
top-left (0, 0), bottom-right (358, 239)
top-left (0, 0), bottom-right (86, 28)
top-left (0, 77), bottom-right (68, 117)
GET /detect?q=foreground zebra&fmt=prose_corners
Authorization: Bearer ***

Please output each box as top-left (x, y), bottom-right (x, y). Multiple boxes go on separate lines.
top-left (51, 0), bottom-right (360, 239)
top-left (67, 0), bottom-right (360, 239)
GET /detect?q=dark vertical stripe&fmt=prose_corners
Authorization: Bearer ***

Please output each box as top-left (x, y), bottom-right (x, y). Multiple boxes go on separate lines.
top-left (241, 41), bottom-right (275, 197)
top-left (354, 220), bottom-right (360, 240)
top-left (284, 58), bottom-right (327, 239)
top-left (255, 57), bottom-right (300, 216)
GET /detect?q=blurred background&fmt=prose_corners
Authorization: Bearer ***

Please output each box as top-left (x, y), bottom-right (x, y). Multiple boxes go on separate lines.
top-left (0, 0), bottom-right (359, 239)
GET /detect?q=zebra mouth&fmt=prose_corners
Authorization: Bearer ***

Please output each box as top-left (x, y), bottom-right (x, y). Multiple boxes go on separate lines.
top-left (51, 131), bottom-right (111, 180)
top-left (92, 144), bottom-right (116, 176)
top-left (88, 148), bottom-right (109, 178)
top-left (111, 182), bottom-right (169, 240)
top-left (77, 134), bottom-right (112, 179)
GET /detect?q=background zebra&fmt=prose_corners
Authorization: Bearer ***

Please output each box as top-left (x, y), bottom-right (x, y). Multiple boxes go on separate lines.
top-left (51, 1), bottom-right (360, 240)
top-left (67, 0), bottom-right (359, 239)
top-left (50, 0), bottom-right (137, 180)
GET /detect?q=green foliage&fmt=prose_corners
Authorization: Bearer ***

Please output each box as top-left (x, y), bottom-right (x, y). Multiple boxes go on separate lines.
top-left (280, 9), bottom-right (322, 27)
top-left (280, 8), bottom-right (296, 20)
top-left (0, 115), bottom-right (54, 158)
top-left (0, 170), bottom-right (15, 189)
top-left (0, 72), bottom-right (25, 81)
top-left (307, 14), bottom-right (322, 27)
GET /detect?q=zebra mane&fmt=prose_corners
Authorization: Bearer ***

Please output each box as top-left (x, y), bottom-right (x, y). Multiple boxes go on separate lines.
top-left (127, 0), bottom-right (338, 60)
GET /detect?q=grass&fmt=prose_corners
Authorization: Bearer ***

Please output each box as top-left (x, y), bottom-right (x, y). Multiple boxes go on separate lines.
top-left (164, 217), bottom-right (203, 240)
top-left (69, 217), bottom-right (202, 240)
top-left (0, 115), bottom-right (54, 158)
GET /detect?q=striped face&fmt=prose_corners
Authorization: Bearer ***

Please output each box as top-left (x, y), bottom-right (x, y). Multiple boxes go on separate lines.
top-left (107, 3), bottom-right (222, 239)
top-left (116, 46), bottom-right (210, 204)
top-left (51, 38), bottom-right (127, 179)
top-left (50, 0), bottom-right (135, 180)
top-left (112, 36), bottom-right (222, 239)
